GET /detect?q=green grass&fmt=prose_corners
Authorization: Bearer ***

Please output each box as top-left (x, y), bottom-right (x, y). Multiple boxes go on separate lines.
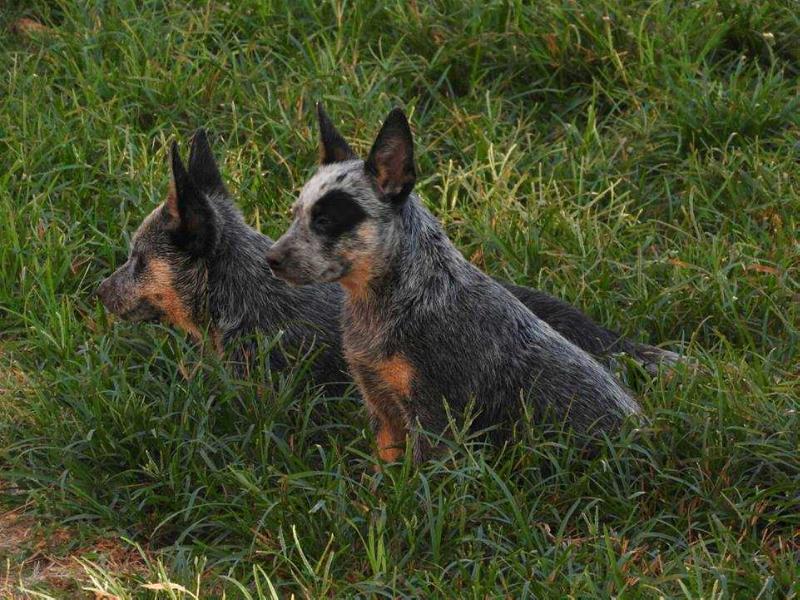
top-left (1, 0), bottom-right (798, 597)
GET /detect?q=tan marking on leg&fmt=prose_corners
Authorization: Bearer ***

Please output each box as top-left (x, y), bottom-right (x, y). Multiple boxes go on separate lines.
top-left (349, 365), bottom-right (408, 464)
top-left (352, 354), bottom-right (415, 465)
top-left (376, 424), bottom-right (405, 462)
top-left (375, 355), bottom-right (414, 461)
top-left (376, 354), bottom-right (414, 398)
top-left (340, 254), bottom-right (374, 298)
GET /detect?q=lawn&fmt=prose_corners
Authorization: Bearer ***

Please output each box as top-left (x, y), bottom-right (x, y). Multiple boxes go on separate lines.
top-left (1, 1), bottom-right (798, 597)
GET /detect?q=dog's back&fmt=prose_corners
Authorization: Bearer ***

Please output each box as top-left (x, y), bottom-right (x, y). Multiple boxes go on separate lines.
top-left (350, 198), bottom-right (641, 448)
top-left (265, 106), bottom-right (651, 462)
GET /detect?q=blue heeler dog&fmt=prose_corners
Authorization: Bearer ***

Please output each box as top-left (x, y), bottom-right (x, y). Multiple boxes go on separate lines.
top-left (95, 131), bottom-right (348, 388)
top-left (96, 128), bottom-right (679, 403)
top-left (265, 106), bottom-right (651, 463)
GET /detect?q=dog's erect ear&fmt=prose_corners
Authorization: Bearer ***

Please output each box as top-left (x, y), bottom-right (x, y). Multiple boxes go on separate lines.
top-left (188, 129), bottom-right (226, 196)
top-left (317, 103), bottom-right (356, 165)
top-left (365, 107), bottom-right (416, 202)
top-left (168, 141), bottom-right (218, 256)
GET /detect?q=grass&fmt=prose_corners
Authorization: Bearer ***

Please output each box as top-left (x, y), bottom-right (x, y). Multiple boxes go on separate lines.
top-left (1, 0), bottom-right (798, 597)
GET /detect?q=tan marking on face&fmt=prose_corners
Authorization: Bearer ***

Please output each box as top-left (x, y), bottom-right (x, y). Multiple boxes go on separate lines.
top-left (339, 223), bottom-right (379, 299)
top-left (141, 258), bottom-right (202, 340)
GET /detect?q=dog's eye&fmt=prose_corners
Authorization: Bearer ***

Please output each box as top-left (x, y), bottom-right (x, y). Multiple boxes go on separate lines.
top-left (314, 215), bottom-right (333, 229)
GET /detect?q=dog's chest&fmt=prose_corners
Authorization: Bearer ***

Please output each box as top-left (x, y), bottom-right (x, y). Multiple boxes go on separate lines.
top-left (342, 302), bottom-right (414, 402)
top-left (341, 299), bottom-right (392, 354)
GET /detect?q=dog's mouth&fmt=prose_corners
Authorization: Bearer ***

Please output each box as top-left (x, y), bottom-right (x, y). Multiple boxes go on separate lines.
top-left (269, 262), bottom-right (340, 287)
top-left (118, 300), bottom-right (164, 323)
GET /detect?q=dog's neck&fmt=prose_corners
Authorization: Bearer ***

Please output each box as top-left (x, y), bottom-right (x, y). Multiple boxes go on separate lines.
top-left (202, 206), bottom-right (287, 341)
top-left (343, 194), bottom-right (468, 313)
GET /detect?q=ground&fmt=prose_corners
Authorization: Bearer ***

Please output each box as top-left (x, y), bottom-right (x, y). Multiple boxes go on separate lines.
top-left (0, 1), bottom-right (798, 598)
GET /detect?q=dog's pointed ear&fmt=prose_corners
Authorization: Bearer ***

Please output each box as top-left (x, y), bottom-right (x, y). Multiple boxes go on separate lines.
top-left (168, 141), bottom-right (218, 256)
top-left (317, 103), bottom-right (356, 165)
top-left (365, 107), bottom-right (416, 202)
top-left (188, 129), bottom-right (226, 196)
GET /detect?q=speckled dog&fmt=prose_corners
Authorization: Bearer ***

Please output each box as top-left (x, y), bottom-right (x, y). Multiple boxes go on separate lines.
top-left (96, 131), bottom-right (349, 389)
top-left (266, 106), bottom-right (643, 462)
top-left (97, 128), bottom-right (678, 398)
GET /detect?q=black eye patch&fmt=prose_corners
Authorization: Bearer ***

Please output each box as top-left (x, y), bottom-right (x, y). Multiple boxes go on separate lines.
top-left (310, 190), bottom-right (367, 239)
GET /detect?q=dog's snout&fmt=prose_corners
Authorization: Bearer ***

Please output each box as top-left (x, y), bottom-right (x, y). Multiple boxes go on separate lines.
top-left (95, 276), bottom-right (123, 313)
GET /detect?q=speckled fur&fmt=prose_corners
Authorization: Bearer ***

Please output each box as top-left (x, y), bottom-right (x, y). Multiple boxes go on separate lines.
top-left (97, 129), bottom-right (678, 408)
top-left (266, 107), bottom-right (646, 462)
top-left (96, 131), bottom-right (349, 390)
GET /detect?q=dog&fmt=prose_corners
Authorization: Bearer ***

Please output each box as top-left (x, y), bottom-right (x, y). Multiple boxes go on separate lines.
top-left (96, 130), bottom-right (349, 389)
top-left (97, 128), bottom-right (678, 396)
top-left (265, 106), bottom-right (646, 463)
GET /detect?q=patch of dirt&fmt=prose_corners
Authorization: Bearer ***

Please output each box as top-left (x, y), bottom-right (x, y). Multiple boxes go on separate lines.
top-left (0, 362), bottom-right (28, 396)
top-left (0, 501), bottom-right (148, 599)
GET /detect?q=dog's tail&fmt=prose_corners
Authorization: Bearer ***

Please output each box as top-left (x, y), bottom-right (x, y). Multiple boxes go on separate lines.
top-left (500, 281), bottom-right (691, 375)
top-left (619, 341), bottom-right (687, 375)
